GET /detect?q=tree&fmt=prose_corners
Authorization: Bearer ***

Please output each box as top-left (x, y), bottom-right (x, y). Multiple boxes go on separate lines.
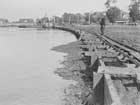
top-left (62, 13), bottom-right (85, 24)
top-left (105, 0), bottom-right (117, 8)
top-left (75, 13), bottom-right (85, 24)
top-left (84, 12), bottom-right (90, 23)
top-left (91, 12), bottom-right (104, 23)
top-left (62, 13), bottom-right (71, 23)
top-left (129, 1), bottom-right (140, 22)
top-left (106, 6), bottom-right (121, 23)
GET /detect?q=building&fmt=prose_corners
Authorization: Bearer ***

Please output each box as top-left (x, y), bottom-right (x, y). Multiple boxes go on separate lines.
top-left (36, 17), bottom-right (49, 27)
top-left (115, 11), bottom-right (129, 24)
top-left (0, 18), bottom-right (9, 25)
top-left (18, 19), bottom-right (34, 23)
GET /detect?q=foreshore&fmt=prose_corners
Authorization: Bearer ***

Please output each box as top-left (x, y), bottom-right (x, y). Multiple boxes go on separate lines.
top-left (52, 25), bottom-right (140, 105)
top-left (0, 24), bottom-right (139, 105)
top-left (52, 40), bottom-right (94, 105)
top-left (52, 26), bottom-right (105, 105)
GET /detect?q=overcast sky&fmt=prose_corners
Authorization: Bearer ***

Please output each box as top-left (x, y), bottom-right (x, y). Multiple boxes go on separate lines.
top-left (0, 0), bottom-right (130, 21)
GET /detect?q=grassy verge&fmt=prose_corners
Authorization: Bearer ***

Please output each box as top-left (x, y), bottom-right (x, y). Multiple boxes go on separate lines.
top-left (75, 24), bottom-right (140, 51)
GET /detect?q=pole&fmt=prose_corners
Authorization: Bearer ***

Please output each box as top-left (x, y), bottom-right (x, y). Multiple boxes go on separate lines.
top-left (62, 17), bottom-right (64, 24)
top-left (53, 17), bottom-right (55, 23)
top-left (69, 16), bottom-right (71, 24)
top-left (89, 13), bottom-right (91, 24)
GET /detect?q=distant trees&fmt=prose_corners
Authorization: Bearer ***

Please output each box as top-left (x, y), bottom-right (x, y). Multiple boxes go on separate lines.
top-left (92, 12), bottom-right (104, 23)
top-left (105, 0), bottom-right (117, 8)
top-left (62, 13), bottom-right (70, 23)
top-left (75, 13), bottom-right (85, 24)
top-left (129, 0), bottom-right (140, 22)
top-left (106, 7), bottom-right (121, 23)
top-left (36, 17), bottom-right (49, 26)
top-left (34, 0), bottom-right (140, 26)
top-left (84, 12), bottom-right (105, 24)
top-left (48, 0), bottom-right (138, 25)
top-left (62, 13), bottom-right (85, 24)
top-left (62, 12), bottom-right (107, 24)
top-left (84, 12), bottom-right (90, 24)
top-left (105, 0), bottom-right (140, 23)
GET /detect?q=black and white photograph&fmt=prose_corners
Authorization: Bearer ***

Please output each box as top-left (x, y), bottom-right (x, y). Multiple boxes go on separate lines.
top-left (0, 0), bottom-right (139, 105)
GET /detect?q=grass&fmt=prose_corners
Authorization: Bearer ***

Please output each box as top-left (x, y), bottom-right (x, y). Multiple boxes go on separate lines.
top-left (75, 24), bottom-right (140, 51)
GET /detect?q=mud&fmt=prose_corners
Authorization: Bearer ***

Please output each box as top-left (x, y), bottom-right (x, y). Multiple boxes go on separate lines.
top-left (52, 41), bottom-right (94, 105)
top-left (52, 25), bottom-right (140, 105)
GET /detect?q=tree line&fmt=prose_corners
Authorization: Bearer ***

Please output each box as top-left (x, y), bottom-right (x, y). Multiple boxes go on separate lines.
top-left (105, 0), bottom-right (140, 23)
top-left (52, 0), bottom-right (140, 24)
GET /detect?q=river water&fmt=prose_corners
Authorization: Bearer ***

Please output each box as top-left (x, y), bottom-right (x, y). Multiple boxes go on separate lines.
top-left (0, 28), bottom-right (76, 105)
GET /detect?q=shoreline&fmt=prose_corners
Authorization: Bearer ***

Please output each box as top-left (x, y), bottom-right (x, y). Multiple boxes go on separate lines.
top-left (52, 40), bottom-right (94, 105)
top-left (52, 25), bottom-right (140, 105)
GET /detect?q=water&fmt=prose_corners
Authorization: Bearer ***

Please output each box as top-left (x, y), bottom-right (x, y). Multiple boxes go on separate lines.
top-left (0, 28), bottom-right (76, 105)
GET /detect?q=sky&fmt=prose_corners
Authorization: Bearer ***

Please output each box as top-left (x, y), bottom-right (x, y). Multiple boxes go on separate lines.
top-left (0, 0), bottom-right (131, 21)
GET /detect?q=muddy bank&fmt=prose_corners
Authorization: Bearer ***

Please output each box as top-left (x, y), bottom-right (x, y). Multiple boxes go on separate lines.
top-left (53, 25), bottom-right (140, 105)
top-left (52, 40), bottom-right (95, 105)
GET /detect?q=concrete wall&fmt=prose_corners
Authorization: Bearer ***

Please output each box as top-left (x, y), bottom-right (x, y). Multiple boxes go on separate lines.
top-left (104, 76), bottom-right (113, 105)
top-left (91, 58), bottom-right (99, 72)
top-left (93, 74), bottom-right (120, 105)
top-left (104, 74), bottom-right (122, 105)
top-left (93, 75), bottom-right (104, 105)
top-left (54, 26), bottom-right (80, 39)
top-left (56, 26), bottom-right (121, 105)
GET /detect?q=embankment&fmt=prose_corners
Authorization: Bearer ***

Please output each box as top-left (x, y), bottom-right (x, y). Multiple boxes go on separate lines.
top-left (52, 26), bottom-right (119, 105)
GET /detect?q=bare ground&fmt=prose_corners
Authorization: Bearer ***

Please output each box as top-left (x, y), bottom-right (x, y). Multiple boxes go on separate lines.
top-left (52, 41), bottom-right (94, 105)
top-left (52, 25), bottom-right (140, 105)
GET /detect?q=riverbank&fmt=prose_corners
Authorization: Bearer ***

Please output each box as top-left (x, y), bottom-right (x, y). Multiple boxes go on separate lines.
top-left (52, 40), bottom-right (96, 105)
top-left (53, 25), bottom-right (140, 105)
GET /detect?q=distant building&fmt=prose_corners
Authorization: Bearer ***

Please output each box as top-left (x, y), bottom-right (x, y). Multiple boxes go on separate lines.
top-left (115, 11), bottom-right (129, 24)
top-left (41, 17), bottom-right (49, 24)
top-left (0, 18), bottom-right (9, 25)
top-left (53, 16), bottom-right (62, 24)
top-left (18, 19), bottom-right (34, 23)
top-left (36, 17), bottom-right (49, 26)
